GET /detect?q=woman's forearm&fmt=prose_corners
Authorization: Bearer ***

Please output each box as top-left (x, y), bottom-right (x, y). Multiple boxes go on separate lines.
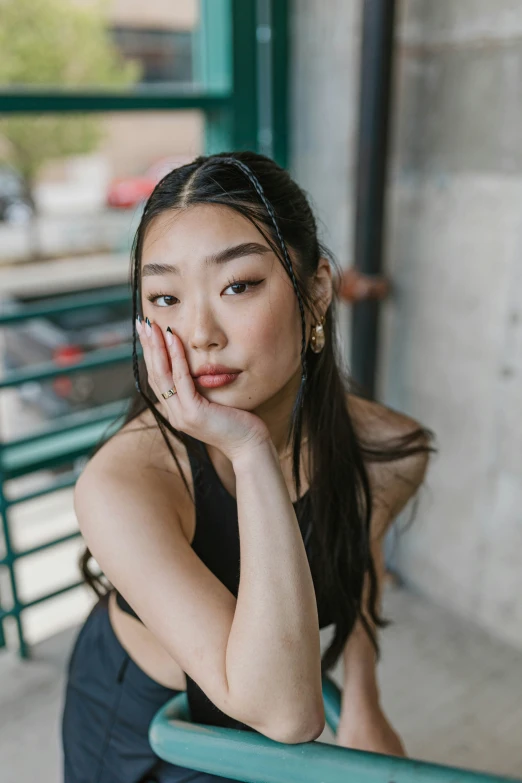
top-left (225, 439), bottom-right (324, 738)
top-left (337, 613), bottom-right (406, 757)
top-left (339, 539), bottom-right (384, 721)
top-left (340, 615), bottom-right (380, 711)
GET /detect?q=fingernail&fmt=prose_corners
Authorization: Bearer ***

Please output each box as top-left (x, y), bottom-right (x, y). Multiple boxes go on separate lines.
top-left (145, 317), bottom-right (152, 335)
top-left (137, 314), bottom-right (142, 324)
top-left (165, 326), bottom-right (173, 346)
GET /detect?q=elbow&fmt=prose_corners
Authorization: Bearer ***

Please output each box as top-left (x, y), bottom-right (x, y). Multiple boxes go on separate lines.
top-left (266, 708), bottom-right (326, 745)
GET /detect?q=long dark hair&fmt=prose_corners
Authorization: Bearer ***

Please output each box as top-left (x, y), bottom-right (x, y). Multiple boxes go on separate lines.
top-left (79, 150), bottom-right (435, 673)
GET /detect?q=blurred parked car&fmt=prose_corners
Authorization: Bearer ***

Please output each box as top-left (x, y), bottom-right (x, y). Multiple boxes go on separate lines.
top-left (2, 284), bottom-right (135, 419)
top-left (106, 155), bottom-right (190, 209)
top-left (0, 165), bottom-right (35, 224)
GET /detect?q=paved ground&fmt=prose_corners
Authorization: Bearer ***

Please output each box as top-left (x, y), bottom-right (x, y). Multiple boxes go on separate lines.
top-left (1, 584), bottom-right (522, 783)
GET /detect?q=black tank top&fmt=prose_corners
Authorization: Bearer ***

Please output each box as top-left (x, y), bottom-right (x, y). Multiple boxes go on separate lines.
top-left (113, 434), bottom-right (334, 731)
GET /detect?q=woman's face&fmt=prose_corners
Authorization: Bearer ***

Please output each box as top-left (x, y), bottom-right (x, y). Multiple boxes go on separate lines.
top-left (140, 203), bottom-right (313, 415)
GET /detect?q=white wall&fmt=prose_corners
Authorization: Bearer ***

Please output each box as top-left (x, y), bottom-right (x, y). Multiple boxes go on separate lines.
top-left (289, 0), bottom-right (362, 368)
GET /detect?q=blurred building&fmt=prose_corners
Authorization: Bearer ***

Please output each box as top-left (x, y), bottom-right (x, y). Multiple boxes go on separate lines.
top-left (41, 0), bottom-right (201, 188)
top-left (100, 0), bottom-right (201, 177)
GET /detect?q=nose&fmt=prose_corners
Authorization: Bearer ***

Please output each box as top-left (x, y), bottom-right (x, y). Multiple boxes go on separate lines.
top-left (185, 301), bottom-right (225, 352)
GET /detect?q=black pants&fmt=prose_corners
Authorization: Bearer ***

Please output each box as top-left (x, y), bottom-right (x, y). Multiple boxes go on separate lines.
top-left (61, 592), bottom-right (239, 782)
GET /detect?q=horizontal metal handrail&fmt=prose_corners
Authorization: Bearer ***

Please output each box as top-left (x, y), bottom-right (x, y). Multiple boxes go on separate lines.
top-left (0, 83), bottom-right (232, 114)
top-left (7, 467), bottom-right (81, 507)
top-left (1, 416), bottom-right (124, 480)
top-left (0, 344), bottom-right (139, 389)
top-left (0, 579), bottom-right (86, 619)
top-left (4, 399), bottom-right (130, 449)
top-left (149, 679), bottom-right (517, 783)
top-left (0, 286), bottom-right (131, 324)
top-left (0, 530), bottom-right (81, 564)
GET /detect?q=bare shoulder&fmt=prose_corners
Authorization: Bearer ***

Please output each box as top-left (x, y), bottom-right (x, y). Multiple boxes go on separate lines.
top-left (345, 392), bottom-right (432, 530)
top-left (76, 406), bottom-right (195, 533)
top-left (84, 405), bottom-right (189, 477)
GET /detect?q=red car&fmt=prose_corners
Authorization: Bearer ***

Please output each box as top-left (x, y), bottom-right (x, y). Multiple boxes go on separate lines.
top-left (107, 156), bottom-right (190, 209)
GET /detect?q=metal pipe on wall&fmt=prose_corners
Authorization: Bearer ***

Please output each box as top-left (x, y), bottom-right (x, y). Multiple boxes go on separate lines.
top-left (350, 0), bottom-right (396, 397)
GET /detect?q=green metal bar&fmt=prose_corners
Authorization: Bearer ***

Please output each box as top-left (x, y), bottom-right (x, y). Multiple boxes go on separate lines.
top-left (229, 0), bottom-right (259, 151)
top-left (0, 579), bottom-right (86, 622)
top-left (198, 0), bottom-right (235, 155)
top-left (1, 415), bottom-right (123, 480)
top-left (0, 344), bottom-right (137, 389)
top-left (0, 85), bottom-right (231, 114)
top-left (0, 498), bottom-right (6, 648)
top-left (0, 286), bottom-right (131, 325)
top-left (7, 468), bottom-right (81, 507)
top-left (0, 476), bottom-right (28, 656)
top-left (0, 529), bottom-right (81, 564)
top-left (149, 676), bottom-right (517, 783)
top-left (322, 673), bottom-right (342, 735)
top-left (20, 579), bottom-right (86, 611)
top-left (197, 0), bottom-right (232, 91)
top-left (204, 107), bottom-right (235, 155)
top-left (200, 0), bottom-right (288, 162)
top-left (0, 398), bottom-right (121, 654)
top-left (4, 399), bottom-right (130, 453)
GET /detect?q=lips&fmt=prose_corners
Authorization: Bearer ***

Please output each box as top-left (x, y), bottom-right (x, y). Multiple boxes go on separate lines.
top-left (193, 365), bottom-right (242, 377)
top-left (195, 372), bottom-right (241, 389)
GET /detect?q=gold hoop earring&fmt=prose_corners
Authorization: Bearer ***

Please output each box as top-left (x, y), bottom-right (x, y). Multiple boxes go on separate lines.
top-left (310, 315), bottom-right (326, 353)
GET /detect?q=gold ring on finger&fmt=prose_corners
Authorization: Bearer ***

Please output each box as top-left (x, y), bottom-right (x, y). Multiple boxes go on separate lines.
top-left (161, 387), bottom-right (177, 399)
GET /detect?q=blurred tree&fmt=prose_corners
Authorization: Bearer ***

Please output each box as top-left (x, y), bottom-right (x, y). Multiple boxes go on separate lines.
top-left (0, 0), bottom-right (141, 258)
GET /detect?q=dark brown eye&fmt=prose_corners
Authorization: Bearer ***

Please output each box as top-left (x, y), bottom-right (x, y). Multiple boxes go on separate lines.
top-left (146, 293), bottom-right (178, 307)
top-left (223, 278), bottom-right (264, 296)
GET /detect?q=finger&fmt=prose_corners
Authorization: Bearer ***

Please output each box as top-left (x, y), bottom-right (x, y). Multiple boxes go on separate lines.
top-left (136, 316), bottom-right (154, 370)
top-left (136, 316), bottom-right (164, 401)
top-left (164, 326), bottom-right (199, 402)
top-left (147, 321), bottom-right (179, 401)
top-left (136, 316), bottom-right (153, 375)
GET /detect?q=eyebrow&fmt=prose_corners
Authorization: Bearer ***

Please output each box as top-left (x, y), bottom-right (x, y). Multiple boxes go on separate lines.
top-left (141, 241), bottom-right (271, 277)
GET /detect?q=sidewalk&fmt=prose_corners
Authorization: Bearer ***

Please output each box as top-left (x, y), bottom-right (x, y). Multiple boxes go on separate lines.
top-left (1, 584), bottom-right (521, 783)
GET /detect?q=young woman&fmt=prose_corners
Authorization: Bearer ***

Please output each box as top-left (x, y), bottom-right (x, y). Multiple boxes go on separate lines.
top-left (61, 151), bottom-right (435, 782)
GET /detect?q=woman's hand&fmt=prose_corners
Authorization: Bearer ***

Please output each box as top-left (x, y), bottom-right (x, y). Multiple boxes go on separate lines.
top-left (335, 703), bottom-right (407, 757)
top-left (136, 317), bottom-right (270, 462)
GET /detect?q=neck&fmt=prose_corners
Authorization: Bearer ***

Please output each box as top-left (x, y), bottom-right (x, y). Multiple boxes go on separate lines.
top-left (253, 367), bottom-right (307, 459)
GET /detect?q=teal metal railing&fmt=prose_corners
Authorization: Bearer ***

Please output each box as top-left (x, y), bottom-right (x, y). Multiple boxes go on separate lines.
top-left (148, 674), bottom-right (520, 783)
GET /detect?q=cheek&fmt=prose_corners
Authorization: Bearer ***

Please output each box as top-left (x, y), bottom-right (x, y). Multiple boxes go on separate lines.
top-left (240, 303), bottom-right (301, 371)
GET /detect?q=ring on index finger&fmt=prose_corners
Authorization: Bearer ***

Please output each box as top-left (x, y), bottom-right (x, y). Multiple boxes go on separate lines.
top-left (161, 386), bottom-right (177, 399)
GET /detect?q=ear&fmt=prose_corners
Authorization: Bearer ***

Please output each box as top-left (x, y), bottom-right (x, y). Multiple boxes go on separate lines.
top-left (312, 256), bottom-right (333, 318)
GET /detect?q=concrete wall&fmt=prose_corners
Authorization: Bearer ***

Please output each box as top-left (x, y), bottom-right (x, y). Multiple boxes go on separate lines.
top-left (289, 0), bottom-right (362, 367)
top-left (291, 0), bottom-right (522, 650)
top-left (380, 0), bottom-right (522, 649)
